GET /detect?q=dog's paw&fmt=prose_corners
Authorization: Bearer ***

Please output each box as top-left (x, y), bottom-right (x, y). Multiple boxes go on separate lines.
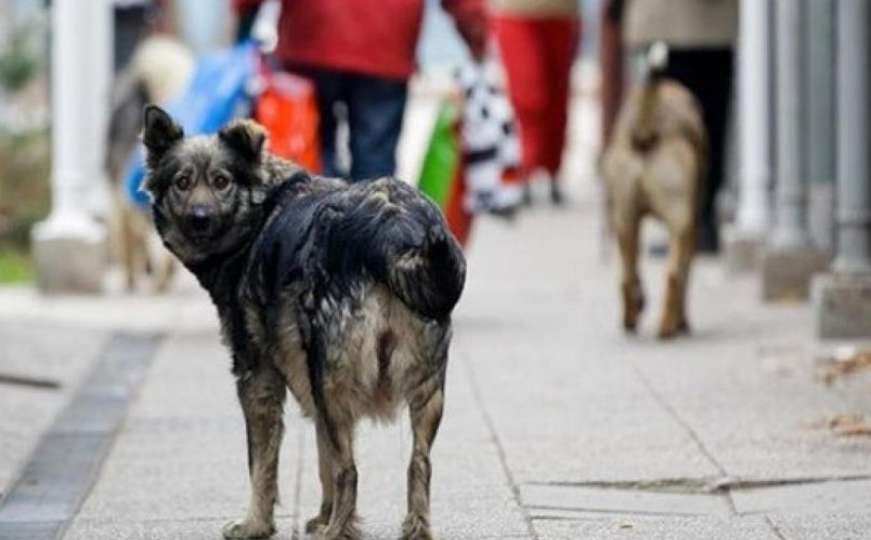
top-left (222, 518), bottom-right (275, 539)
top-left (306, 516), bottom-right (363, 540)
top-left (305, 515), bottom-right (328, 534)
top-left (401, 514), bottom-right (435, 540)
top-left (313, 523), bottom-right (362, 540)
top-left (658, 316), bottom-right (691, 340)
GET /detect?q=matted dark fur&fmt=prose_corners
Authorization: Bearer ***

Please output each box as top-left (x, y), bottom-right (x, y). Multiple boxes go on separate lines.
top-left (142, 105), bottom-right (466, 540)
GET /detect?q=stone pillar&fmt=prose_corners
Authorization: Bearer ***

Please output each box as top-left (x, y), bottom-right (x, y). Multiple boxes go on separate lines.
top-left (723, 0), bottom-right (771, 273)
top-left (814, 0), bottom-right (871, 338)
top-left (806, 0), bottom-right (836, 255)
top-left (760, 0), bottom-right (827, 301)
top-left (31, 0), bottom-right (111, 293)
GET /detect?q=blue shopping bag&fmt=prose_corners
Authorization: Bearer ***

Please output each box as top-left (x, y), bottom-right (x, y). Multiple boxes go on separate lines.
top-left (125, 41), bottom-right (258, 207)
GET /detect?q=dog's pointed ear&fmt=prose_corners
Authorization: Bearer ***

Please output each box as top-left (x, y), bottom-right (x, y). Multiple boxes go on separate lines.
top-left (142, 105), bottom-right (183, 163)
top-left (219, 119), bottom-right (267, 163)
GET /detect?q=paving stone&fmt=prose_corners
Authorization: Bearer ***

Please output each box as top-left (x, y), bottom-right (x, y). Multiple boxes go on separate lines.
top-left (64, 517), bottom-right (296, 540)
top-left (521, 484), bottom-right (731, 517)
top-left (0, 323), bottom-right (106, 496)
top-left (766, 512), bottom-right (871, 540)
top-left (731, 479), bottom-right (871, 515)
top-left (532, 514), bottom-right (778, 540)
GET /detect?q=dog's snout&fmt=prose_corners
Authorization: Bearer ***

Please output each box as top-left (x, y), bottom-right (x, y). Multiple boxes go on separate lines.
top-left (188, 205), bottom-right (214, 232)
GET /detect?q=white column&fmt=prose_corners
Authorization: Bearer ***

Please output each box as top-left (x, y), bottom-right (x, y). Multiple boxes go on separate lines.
top-left (833, 0), bottom-right (871, 275)
top-left (735, 0), bottom-right (770, 235)
top-left (770, 0), bottom-right (807, 249)
top-left (805, 0), bottom-right (835, 254)
top-left (814, 0), bottom-right (871, 338)
top-left (761, 0), bottom-right (827, 301)
top-left (723, 0), bottom-right (771, 273)
top-left (31, 0), bottom-right (111, 293)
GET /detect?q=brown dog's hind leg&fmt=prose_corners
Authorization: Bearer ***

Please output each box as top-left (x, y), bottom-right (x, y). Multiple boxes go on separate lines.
top-left (223, 368), bottom-right (286, 540)
top-left (316, 417), bottom-right (361, 540)
top-left (305, 423), bottom-right (335, 534)
top-left (616, 219), bottom-right (645, 333)
top-left (403, 377), bottom-right (445, 540)
top-left (658, 228), bottom-right (694, 339)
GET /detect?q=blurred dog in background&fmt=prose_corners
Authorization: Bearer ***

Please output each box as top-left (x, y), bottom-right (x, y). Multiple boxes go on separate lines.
top-left (602, 43), bottom-right (707, 339)
top-left (106, 34), bottom-right (193, 292)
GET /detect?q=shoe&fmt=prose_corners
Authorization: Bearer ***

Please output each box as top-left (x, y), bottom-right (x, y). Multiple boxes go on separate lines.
top-left (522, 182), bottom-right (533, 206)
top-left (696, 223), bottom-right (720, 254)
top-left (550, 181), bottom-right (564, 206)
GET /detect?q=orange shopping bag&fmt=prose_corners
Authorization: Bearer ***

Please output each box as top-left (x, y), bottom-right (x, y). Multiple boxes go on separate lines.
top-left (255, 70), bottom-right (321, 172)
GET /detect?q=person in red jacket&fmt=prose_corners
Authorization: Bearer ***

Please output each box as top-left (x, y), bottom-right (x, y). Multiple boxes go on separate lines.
top-left (234, 0), bottom-right (486, 181)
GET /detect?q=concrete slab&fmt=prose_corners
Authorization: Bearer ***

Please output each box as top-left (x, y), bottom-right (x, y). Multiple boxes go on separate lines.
top-left (813, 272), bottom-right (871, 339)
top-left (532, 515), bottom-right (778, 540)
top-left (521, 484), bottom-right (731, 517)
top-left (64, 517), bottom-right (295, 540)
top-left (0, 322), bottom-right (106, 496)
top-left (722, 226), bottom-right (764, 274)
top-left (767, 512), bottom-right (871, 540)
top-left (731, 479), bottom-right (871, 515)
top-left (761, 246), bottom-right (829, 301)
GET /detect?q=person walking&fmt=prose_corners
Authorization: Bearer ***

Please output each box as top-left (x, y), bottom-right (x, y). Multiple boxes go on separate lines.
top-left (234, 0), bottom-right (487, 182)
top-left (619, 0), bottom-right (738, 253)
top-left (489, 0), bottom-right (580, 205)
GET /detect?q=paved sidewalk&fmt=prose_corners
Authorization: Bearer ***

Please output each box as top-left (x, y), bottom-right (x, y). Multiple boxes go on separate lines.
top-left (2, 94), bottom-right (871, 539)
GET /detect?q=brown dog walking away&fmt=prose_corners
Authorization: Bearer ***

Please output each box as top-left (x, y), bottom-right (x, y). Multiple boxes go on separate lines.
top-left (141, 105), bottom-right (466, 540)
top-left (602, 43), bottom-right (707, 339)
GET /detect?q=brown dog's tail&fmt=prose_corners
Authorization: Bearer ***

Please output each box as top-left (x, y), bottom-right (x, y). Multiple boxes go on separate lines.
top-left (632, 42), bottom-right (669, 151)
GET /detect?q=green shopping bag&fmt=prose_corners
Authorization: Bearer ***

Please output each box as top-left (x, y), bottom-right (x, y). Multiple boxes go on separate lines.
top-left (417, 101), bottom-right (472, 246)
top-left (418, 102), bottom-right (460, 208)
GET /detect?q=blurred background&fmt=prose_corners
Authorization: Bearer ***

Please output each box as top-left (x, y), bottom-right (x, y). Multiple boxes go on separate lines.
top-left (3, 1), bottom-right (871, 539)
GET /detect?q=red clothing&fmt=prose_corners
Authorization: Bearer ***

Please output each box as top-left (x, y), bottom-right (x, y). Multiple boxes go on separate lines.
top-left (234, 0), bottom-right (486, 80)
top-left (493, 15), bottom-right (578, 177)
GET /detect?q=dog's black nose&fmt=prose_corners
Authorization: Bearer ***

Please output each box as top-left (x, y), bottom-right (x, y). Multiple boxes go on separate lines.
top-left (188, 206), bottom-right (213, 232)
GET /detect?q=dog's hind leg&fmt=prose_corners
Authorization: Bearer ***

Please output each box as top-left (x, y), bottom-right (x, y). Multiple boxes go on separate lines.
top-left (304, 423), bottom-right (335, 534)
top-left (403, 374), bottom-right (445, 540)
top-left (616, 217), bottom-right (645, 333)
top-left (658, 227), bottom-right (694, 339)
top-left (317, 416), bottom-right (361, 540)
top-left (223, 368), bottom-right (286, 540)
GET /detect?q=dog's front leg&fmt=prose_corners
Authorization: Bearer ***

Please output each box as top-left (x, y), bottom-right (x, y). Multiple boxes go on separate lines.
top-left (403, 379), bottom-right (445, 540)
top-left (223, 367), bottom-right (286, 540)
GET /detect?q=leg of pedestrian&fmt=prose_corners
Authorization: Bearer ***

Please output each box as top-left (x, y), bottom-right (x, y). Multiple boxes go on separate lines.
top-left (346, 73), bottom-right (408, 181)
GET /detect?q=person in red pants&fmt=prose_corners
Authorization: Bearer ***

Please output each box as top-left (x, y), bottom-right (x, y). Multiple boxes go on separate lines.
top-left (490, 0), bottom-right (580, 205)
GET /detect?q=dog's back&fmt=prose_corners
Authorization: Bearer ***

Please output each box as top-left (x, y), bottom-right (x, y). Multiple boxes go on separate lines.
top-left (604, 67), bottom-right (707, 229)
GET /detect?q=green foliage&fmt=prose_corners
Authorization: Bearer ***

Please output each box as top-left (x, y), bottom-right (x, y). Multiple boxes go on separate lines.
top-left (0, 249), bottom-right (32, 283)
top-left (0, 129), bottom-right (50, 255)
top-left (0, 29), bottom-right (39, 93)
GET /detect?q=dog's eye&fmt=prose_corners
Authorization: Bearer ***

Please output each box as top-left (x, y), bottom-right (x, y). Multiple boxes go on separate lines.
top-left (213, 174), bottom-right (230, 190)
top-left (175, 175), bottom-right (192, 190)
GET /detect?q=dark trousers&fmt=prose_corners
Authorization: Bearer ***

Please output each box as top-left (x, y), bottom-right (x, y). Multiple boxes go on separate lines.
top-left (291, 66), bottom-right (408, 181)
top-left (663, 48), bottom-right (734, 240)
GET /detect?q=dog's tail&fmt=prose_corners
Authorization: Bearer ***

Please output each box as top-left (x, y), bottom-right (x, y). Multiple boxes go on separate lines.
top-left (632, 41), bottom-right (669, 151)
top-left (386, 224), bottom-right (467, 321)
